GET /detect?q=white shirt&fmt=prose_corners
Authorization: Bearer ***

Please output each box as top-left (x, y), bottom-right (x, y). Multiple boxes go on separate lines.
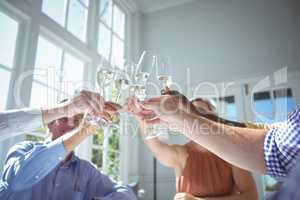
top-left (0, 108), bottom-right (43, 141)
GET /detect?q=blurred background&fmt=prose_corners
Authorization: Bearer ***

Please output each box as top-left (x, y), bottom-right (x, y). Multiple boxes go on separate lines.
top-left (0, 0), bottom-right (299, 199)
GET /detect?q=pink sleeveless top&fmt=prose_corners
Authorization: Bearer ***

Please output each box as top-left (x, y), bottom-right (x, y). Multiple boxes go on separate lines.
top-left (176, 144), bottom-right (234, 197)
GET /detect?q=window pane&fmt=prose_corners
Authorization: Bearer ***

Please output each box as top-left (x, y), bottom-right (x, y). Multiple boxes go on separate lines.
top-left (107, 150), bottom-right (120, 180)
top-left (42, 0), bottom-right (67, 26)
top-left (218, 96), bottom-right (237, 121)
top-left (92, 148), bottom-right (103, 169)
top-left (34, 37), bottom-right (62, 89)
top-left (93, 129), bottom-right (104, 145)
top-left (273, 88), bottom-right (297, 121)
top-left (109, 129), bottom-right (119, 151)
top-left (67, 0), bottom-right (88, 41)
top-left (253, 91), bottom-right (273, 123)
top-left (0, 69), bottom-right (11, 110)
top-left (61, 53), bottom-right (84, 96)
top-left (0, 12), bottom-right (18, 68)
top-left (253, 89), bottom-right (297, 123)
top-left (113, 5), bottom-right (125, 39)
top-left (98, 23), bottom-right (111, 60)
top-left (30, 82), bottom-right (58, 108)
top-left (99, 0), bottom-right (112, 27)
top-left (112, 36), bottom-right (124, 67)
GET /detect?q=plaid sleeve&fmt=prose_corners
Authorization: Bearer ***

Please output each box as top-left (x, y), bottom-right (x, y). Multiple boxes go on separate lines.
top-left (264, 105), bottom-right (300, 180)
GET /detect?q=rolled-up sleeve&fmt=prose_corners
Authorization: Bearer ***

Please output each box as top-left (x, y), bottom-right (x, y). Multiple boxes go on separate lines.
top-left (1, 139), bottom-right (67, 192)
top-left (264, 105), bottom-right (300, 180)
top-left (0, 108), bottom-right (43, 141)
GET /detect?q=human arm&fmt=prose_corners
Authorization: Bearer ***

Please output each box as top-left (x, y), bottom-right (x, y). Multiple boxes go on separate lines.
top-left (0, 90), bottom-right (117, 141)
top-left (126, 97), bottom-right (183, 169)
top-left (1, 117), bottom-right (99, 191)
top-left (141, 93), bottom-right (268, 174)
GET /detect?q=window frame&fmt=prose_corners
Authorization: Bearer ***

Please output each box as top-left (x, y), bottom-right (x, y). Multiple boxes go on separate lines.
top-left (0, 6), bottom-right (23, 110)
top-left (98, 0), bottom-right (126, 65)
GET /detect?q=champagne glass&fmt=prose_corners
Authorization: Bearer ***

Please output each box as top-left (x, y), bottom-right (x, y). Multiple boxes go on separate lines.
top-left (144, 55), bottom-right (172, 140)
top-left (82, 65), bottom-right (115, 127)
top-left (130, 51), bottom-right (154, 100)
top-left (155, 55), bottom-right (172, 93)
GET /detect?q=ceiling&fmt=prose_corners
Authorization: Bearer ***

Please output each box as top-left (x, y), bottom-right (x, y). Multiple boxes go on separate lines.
top-left (134, 0), bottom-right (196, 13)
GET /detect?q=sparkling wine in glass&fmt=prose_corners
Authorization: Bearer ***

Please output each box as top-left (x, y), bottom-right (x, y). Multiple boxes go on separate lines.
top-left (145, 55), bottom-right (172, 140)
top-left (155, 55), bottom-right (172, 93)
top-left (130, 51), bottom-right (155, 100)
top-left (97, 68), bottom-right (114, 96)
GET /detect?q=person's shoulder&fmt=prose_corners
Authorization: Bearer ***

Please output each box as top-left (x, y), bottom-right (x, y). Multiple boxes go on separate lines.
top-left (77, 157), bottom-right (101, 172)
top-left (6, 141), bottom-right (41, 158)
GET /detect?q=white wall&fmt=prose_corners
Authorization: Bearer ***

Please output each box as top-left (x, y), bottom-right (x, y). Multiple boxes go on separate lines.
top-left (141, 0), bottom-right (300, 86)
top-left (137, 0), bottom-right (300, 199)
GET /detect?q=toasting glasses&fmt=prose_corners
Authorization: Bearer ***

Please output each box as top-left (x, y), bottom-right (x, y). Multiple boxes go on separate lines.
top-left (137, 52), bottom-right (172, 140)
top-left (82, 51), bottom-right (172, 139)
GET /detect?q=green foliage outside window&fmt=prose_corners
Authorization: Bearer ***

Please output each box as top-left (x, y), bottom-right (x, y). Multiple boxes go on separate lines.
top-left (25, 126), bottom-right (48, 142)
top-left (92, 83), bottom-right (121, 180)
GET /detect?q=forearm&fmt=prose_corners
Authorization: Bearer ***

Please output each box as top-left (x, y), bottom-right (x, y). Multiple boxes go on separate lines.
top-left (8, 126), bottom-right (91, 190)
top-left (62, 126), bottom-right (92, 152)
top-left (41, 104), bottom-right (68, 125)
top-left (139, 124), bottom-right (177, 168)
top-left (139, 126), bottom-right (165, 160)
top-left (179, 112), bottom-right (267, 173)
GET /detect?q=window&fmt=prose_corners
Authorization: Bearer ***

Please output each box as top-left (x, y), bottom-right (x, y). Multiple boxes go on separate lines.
top-left (1, 0), bottom-right (130, 181)
top-left (31, 36), bottom-right (85, 107)
top-left (217, 96), bottom-right (238, 121)
top-left (92, 127), bottom-right (120, 180)
top-left (29, 35), bottom-right (85, 140)
top-left (31, 36), bottom-right (62, 108)
top-left (98, 0), bottom-right (126, 67)
top-left (0, 11), bottom-right (19, 110)
top-left (253, 88), bottom-right (297, 124)
top-left (91, 80), bottom-right (121, 180)
top-left (91, 0), bottom-right (127, 180)
top-left (42, 0), bottom-right (88, 41)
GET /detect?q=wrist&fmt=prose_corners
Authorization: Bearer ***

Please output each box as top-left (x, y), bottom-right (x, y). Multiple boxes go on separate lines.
top-left (166, 111), bottom-right (195, 133)
top-left (62, 127), bottom-right (90, 152)
top-left (41, 105), bottom-right (67, 125)
top-left (178, 111), bottom-right (201, 135)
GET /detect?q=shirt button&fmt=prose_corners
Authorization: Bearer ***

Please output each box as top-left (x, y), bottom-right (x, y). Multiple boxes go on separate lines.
top-left (58, 156), bottom-right (63, 161)
top-left (35, 175), bottom-right (39, 179)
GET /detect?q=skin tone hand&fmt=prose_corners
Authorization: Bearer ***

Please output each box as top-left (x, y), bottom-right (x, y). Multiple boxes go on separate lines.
top-left (138, 92), bottom-right (191, 133)
top-left (41, 90), bottom-right (121, 125)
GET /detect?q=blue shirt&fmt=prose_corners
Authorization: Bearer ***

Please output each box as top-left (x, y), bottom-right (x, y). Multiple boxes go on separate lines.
top-left (267, 157), bottom-right (300, 200)
top-left (0, 140), bottom-right (136, 200)
top-left (264, 104), bottom-right (300, 180)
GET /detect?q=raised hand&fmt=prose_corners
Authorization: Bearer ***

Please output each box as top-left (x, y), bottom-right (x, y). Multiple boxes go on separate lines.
top-left (140, 91), bottom-right (193, 125)
top-left (62, 90), bottom-right (121, 123)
